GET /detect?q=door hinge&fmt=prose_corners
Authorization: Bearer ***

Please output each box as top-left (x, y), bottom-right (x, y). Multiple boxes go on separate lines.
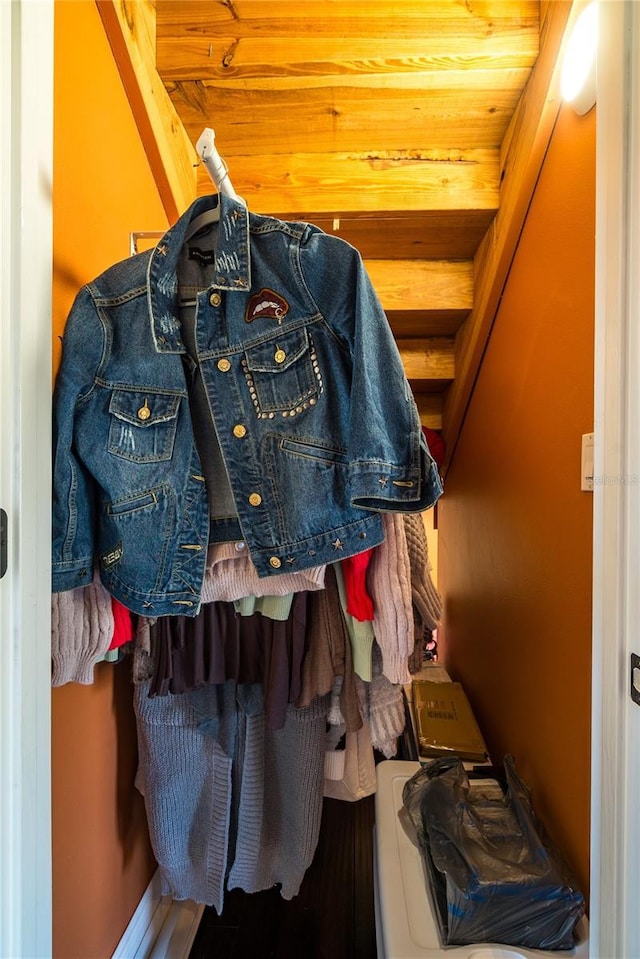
top-left (0, 508), bottom-right (6, 579)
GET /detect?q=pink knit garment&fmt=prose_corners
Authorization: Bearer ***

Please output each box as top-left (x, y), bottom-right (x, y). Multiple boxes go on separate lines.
top-left (200, 541), bottom-right (325, 603)
top-left (402, 512), bottom-right (443, 630)
top-left (368, 512), bottom-right (414, 684)
top-left (51, 573), bottom-right (114, 685)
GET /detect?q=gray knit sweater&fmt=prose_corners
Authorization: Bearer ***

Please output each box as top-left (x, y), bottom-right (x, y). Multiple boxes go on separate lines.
top-left (134, 681), bottom-right (329, 912)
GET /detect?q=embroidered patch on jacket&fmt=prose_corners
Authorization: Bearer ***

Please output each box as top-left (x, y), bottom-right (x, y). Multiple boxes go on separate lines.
top-left (101, 542), bottom-right (123, 568)
top-left (245, 288), bottom-right (289, 324)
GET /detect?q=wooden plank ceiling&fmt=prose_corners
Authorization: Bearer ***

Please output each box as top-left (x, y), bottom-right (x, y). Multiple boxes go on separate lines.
top-left (101, 0), bottom-right (574, 466)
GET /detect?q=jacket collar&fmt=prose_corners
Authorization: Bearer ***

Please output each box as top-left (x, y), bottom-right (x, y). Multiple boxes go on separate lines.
top-left (147, 193), bottom-right (251, 353)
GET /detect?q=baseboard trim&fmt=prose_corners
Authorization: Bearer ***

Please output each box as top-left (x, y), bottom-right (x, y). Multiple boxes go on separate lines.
top-left (112, 870), bottom-right (205, 959)
top-left (148, 898), bottom-right (205, 959)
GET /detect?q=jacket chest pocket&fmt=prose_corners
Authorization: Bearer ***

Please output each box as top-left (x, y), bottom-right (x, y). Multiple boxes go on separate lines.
top-left (107, 389), bottom-right (181, 463)
top-left (241, 327), bottom-right (323, 419)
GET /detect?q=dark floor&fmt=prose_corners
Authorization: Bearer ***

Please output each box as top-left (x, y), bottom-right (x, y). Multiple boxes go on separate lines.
top-left (188, 795), bottom-right (378, 959)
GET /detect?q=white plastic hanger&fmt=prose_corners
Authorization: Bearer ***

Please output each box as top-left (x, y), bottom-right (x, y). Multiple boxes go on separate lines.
top-left (184, 128), bottom-right (244, 242)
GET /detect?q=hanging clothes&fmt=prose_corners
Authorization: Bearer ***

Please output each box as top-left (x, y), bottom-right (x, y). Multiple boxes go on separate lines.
top-left (51, 193), bottom-right (442, 616)
top-left (50, 185), bottom-right (444, 911)
top-left (146, 591), bottom-right (309, 731)
top-left (50, 572), bottom-right (113, 686)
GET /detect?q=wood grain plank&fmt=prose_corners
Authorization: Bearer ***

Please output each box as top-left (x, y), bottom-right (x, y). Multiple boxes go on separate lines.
top-left (157, 38), bottom-right (537, 82)
top-left (129, 214), bottom-right (490, 263)
top-left (442, 0), bottom-right (575, 469)
top-left (160, 49), bottom-right (534, 95)
top-left (399, 338), bottom-right (456, 383)
top-left (388, 310), bottom-right (470, 338)
top-left (157, 0), bottom-right (539, 38)
top-left (305, 212), bottom-right (495, 260)
top-left (366, 260), bottom-right (473, 314)
top-left (170, 81), bottom-right (520, 154)
top-left (96, 0), bottom-right (197, 221)
top-left (195, 149), bottom-right (499, 217)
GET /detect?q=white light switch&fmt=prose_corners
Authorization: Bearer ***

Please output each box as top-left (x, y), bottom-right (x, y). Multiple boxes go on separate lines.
top-left (581, 432), bottom-right (594, 491)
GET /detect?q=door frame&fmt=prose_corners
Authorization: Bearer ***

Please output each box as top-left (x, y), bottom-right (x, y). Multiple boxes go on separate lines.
top-left (590, 1), bottom-right (640, 956)
top-left (0, 2), bottom-right (637, 957)
top-left (0, 1), bottom-right (53, 957)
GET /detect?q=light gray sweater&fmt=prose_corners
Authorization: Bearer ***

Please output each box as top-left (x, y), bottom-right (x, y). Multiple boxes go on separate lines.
top-left (134, 680), bottom-right (329, 913)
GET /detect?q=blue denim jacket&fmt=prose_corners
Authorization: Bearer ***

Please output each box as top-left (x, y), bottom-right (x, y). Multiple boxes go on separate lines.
top-left (52, 194), bottom-right (442, 616)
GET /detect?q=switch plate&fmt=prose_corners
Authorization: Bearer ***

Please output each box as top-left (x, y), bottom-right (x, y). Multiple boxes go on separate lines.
top-left (581, 432), bottom-right (594, 491)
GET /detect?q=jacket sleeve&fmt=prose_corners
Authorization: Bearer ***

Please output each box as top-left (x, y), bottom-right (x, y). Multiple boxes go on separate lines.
top-left (52, 286), bottom-right (104, 592)
top-left (298, 228), bottom-right (442, 512)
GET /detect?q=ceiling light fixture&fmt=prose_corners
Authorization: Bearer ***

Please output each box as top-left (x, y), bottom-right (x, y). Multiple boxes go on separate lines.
top-left (561, 1), bottom-right (599, 115)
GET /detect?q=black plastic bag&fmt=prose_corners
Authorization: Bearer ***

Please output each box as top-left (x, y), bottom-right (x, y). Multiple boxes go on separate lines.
top-left (402, 755), bottom-right (585, 949)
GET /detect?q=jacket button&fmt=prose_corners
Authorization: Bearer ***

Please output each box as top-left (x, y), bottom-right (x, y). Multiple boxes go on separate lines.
top-left (269, 556), bottom-right (282, 569)
top-left (209, 292), bottom-right (221, 307)
top-left (217, 358), bottom-right (231, 372)
top-left (233, 424), bottom-right (247, 438)
top-left (274, 348), bottom-right (286, 364)
top-left (137, 400), bottom-right (151, 420)
top-left (248, 492), bottom-right (262, 507)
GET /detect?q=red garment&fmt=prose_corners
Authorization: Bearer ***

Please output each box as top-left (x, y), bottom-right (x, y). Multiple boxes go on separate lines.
top-left (108, 597), bottom-right (134, 650)
top-left (422, 427), bottom-right (445, 469)
top-left (341, 549), bottom-right (375, 621)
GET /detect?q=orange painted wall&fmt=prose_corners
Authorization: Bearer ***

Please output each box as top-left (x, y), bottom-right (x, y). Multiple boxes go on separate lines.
top-left (438, 104), bottom-right (595, 898)
top-left (52, 2), bottom-right (169, 956)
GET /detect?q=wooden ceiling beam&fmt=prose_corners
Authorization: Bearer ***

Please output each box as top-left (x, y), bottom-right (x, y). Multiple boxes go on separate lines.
top-left (306, 212), bottom-right (494, 260)
top-left (442, 0), bottom-right (576, 470)
top-left (96, 0), bottom-right (197, 222)
top-left (399, 338), bottom-right (455, 385)
top-left (156, 1), bottom-right (539, 41)
top-left (160, 62), bottom-right (532, 93)
top-left (158, 44), bottom-right (536, 84)
top-left (366, 260), bottom-right (473, 315)
top-left (388, 311), bottom-right (470, 339)
top-left (194, 149), bottom-right (499, 218)
top-left (169, 81), bottom-right (521, 154)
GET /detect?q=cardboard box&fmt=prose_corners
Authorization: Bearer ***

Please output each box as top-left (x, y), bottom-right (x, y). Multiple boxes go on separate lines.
top-left (412, 680), bottom-right (488, 762)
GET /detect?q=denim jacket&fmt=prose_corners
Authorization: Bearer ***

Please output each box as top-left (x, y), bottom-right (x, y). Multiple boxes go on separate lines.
top-left (52, 194), bottom-right (442, 616)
